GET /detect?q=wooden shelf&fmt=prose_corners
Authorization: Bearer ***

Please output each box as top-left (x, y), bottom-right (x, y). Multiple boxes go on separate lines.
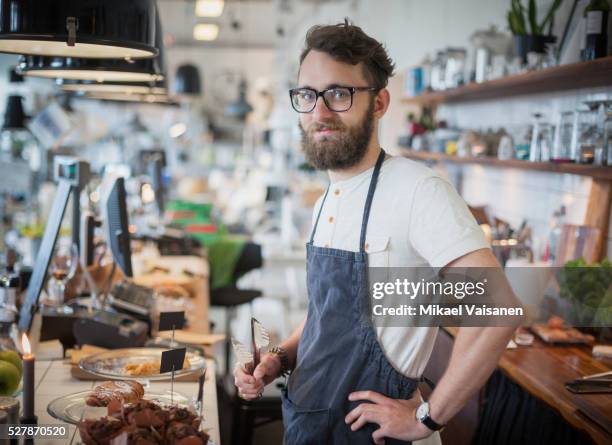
top-left (401, 56), bottom-right (612, 107)
top-left (400, 149), bottom-right (612, 180)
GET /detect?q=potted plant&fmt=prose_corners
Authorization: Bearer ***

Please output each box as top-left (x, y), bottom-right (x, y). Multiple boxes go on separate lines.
top-left (507, 0), bottom-right (563, 62)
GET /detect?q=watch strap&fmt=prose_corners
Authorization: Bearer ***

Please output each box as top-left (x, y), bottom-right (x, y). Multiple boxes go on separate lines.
top-left (421, 414), bottom-right (444, 432)
top-left (269, 346), bottom-right (290, 377)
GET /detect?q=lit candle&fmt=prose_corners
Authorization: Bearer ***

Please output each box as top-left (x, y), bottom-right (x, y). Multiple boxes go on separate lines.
top-left (20, 333), bottom-right (37, 425)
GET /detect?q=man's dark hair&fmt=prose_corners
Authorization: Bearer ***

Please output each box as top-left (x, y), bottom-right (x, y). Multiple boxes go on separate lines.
top-left (299, 18), bottom-right (395, 89)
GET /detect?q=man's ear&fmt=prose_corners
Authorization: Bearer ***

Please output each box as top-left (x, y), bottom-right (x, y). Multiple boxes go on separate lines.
top-left (373, 88), bottom-right (390, 118)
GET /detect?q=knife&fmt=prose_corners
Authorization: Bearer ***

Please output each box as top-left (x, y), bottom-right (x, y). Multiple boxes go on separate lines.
top-left (251, 317), bottom-right (270, 369)
top-left (196, 368), bottom-right (206, 416)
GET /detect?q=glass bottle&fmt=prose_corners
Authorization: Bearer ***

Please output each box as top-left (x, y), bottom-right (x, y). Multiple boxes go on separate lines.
top-left (582, 0), bottom-right (610, 61)
top-left (552, 111), bottom-right (577, 162)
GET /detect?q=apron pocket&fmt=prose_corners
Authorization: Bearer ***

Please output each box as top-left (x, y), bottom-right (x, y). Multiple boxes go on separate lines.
top-left (282, 390), bottom-right (330, 445)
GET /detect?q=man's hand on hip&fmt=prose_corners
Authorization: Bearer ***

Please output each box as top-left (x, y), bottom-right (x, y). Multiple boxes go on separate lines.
top-left (345, 389), bottom-right (433, 444)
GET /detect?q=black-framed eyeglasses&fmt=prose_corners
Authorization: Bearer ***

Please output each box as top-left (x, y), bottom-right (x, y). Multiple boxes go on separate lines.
top-left (289, 86), bottom-right (379, 113)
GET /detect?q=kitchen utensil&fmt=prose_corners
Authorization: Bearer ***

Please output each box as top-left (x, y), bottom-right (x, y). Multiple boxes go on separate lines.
top-left (231, 337), bottom-right (254, 373)
top-left (251, 317), bottom-right (270, 368)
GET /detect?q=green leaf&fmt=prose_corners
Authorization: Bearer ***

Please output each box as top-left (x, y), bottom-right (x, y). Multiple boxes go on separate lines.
top-left (528, 0), bottom-right (538, 34)
top-left (539, 0), bottom-right (563, 34)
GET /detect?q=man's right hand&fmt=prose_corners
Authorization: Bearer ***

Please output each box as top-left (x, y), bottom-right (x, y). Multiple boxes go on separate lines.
top-left (234, 353), bottom-right (281, 400)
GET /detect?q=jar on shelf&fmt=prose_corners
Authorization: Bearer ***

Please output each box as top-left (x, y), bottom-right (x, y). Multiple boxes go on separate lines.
top-left (575, 103), bottom-right (605, 164)
top-left (529, 113), bottom-right (554, 162)
top-left (552, 111), bottom-right (577, 162)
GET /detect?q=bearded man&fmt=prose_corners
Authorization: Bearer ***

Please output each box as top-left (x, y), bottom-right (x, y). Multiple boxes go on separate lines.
top-left (235, 20), bottom-right (517, 445)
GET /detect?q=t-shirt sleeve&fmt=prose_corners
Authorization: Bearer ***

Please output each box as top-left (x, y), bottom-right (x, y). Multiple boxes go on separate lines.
top-left (408, 176), bottom-right (489, 268)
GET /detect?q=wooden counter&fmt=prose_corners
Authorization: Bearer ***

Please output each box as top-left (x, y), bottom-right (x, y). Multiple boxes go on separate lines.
top-left (435, 328), bottom-right (612, 445)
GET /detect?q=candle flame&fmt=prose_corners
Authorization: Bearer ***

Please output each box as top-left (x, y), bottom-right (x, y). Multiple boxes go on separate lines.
top-left (21, 333), bottom-right (31, 355)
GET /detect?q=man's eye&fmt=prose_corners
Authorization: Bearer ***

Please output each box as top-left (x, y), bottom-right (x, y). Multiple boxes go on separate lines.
top-left (300, 91), bottom-right (314, 101)
top-left (331, 89), bottom-right (349, 99)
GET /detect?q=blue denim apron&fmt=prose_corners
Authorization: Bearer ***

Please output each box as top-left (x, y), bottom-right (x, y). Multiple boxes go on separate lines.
top-left (282, 149), bottom-right (420, 445)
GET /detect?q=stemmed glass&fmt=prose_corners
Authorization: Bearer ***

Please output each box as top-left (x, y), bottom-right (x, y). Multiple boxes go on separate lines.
top-left (45, 239), bottom-right (78, 308)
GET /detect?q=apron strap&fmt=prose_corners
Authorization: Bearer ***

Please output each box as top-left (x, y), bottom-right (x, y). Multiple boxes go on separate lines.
top-left (359, 149), bottom-right (386, 253)
top-left (419, 375), bottom-right (436, 390)
top-left (309, 186), bottom-right (330, 244)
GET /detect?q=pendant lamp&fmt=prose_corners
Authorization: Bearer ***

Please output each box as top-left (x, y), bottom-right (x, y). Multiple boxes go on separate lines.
top-left (57, 79), bottom-right (167, 96)
top-left (174, 64), bottom-right (201, 96)
top-left (17, 10), bottom-right (166, 83)
top-left (224, 79), bottom-right (253, 119)
top-left (0, 0), bottom-right (157, 59)
top-left (2, 95), bottom-right (27, 130)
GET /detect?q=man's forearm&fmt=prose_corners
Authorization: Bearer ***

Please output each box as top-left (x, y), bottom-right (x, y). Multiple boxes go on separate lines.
top-left (279, 316), bottom-right (306, 370)
top-left (428, 326), bottom-right (515, 425)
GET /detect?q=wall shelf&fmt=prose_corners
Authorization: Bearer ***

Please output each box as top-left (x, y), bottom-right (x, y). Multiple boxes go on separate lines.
top-left (400, 149), bottom-right (612, 180)
top-left (401, 56), bottom-right (612, 107)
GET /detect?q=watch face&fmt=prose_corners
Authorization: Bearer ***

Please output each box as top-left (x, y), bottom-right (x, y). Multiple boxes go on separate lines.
top-left (416, 402), bottom-right (429, 421)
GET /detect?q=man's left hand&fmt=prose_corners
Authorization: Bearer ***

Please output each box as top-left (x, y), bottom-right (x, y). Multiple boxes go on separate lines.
top-left (345, 389), bottom-right (433, 445)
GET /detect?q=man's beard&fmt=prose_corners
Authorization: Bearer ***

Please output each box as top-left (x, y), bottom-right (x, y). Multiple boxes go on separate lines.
top-left (300, 101), bottom-right (375, 171)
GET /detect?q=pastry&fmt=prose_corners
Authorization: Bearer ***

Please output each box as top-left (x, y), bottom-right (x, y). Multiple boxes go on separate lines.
top-left (79, 417), bottom-right (125, 445)
top-left (123, 357), bottom-right (192, 376)
top-left (86, 381), bottom-right (145, 407)
top-left (79, 400), bottom-right (209, 445)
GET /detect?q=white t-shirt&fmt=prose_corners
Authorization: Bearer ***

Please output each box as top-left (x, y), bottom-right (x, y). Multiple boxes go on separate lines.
top-left (311, 156), bottom-right (489, 443)
top-left (312, 155), bottom-right (489, 375)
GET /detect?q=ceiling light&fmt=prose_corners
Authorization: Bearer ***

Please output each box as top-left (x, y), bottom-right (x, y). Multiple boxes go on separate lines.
top-left (58, 79), bottom-right (166, 96)
top-left (84, 92), bottom-right (176, 105)
top-left (193, 24), bottom-right (219, 41)
top-left (195, 0), bottom-right (225, 18)
top-left (18, 56), bottom-right (164, 82)
top-left (0, 0), bottom-right (157, 59)
top-left (17, 12), bottom-right (166, 83)
top-left (173, 64), bottom-right (202, 96)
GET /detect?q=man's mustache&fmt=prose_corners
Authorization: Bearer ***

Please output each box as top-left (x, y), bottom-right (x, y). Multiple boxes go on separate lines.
top-left (309, 122), bottom-right (345, 132)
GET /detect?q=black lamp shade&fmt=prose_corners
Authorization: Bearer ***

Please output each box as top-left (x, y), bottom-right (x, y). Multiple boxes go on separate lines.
top-left (174, 64), bottom-right (201, 95)
top-left (16, 11), bottom-right (166, 83)
top-left (0, 0), bottom-right (158, 59)
top-left (2, 95), bottom-right (27, 130)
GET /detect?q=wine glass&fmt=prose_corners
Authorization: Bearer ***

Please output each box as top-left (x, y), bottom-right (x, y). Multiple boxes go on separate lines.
top-left (45, 239), bottom-right (78, 308)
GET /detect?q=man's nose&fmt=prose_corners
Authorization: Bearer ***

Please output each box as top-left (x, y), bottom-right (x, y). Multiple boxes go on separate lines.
top-left (311, 95), bottom-right (335, 121)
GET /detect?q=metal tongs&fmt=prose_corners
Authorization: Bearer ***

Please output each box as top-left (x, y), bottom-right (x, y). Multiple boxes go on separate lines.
top-left (579, 370), bottom-right (612, 384)
top-left (231, 317), bottom-right (270, 374)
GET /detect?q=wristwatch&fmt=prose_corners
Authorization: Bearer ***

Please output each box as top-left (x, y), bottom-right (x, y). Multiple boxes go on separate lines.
top-left (415, 401), bottom-right (444, 431)
top-left (269, 346), bottom-right (291, 377)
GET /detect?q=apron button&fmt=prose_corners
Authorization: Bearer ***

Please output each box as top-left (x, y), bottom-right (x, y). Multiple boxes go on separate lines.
top-left (334, 189), bottom-right (340, 196)
top-left (328, 216), bottom-right (334, 223)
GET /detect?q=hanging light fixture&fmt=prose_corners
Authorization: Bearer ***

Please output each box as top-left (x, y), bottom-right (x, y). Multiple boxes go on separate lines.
top-left (0, 0), bottom-right (158, 59)
top-left (195, 0), bottom-right (225, 18)
top-left (82, 91), bottom-right (176, 105)
top-left (173, 64), bottom-right (202, 96)
top-left (17, 56), bottom-right (164, 82)
top-left (17, 10), bottom-right (166, 83)
top-left (57, 79), bottom-right (167, 96)
top-left (225, 79), bottom-right (253, 120)
top-left (2, 95), bottom-right (27, 130)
